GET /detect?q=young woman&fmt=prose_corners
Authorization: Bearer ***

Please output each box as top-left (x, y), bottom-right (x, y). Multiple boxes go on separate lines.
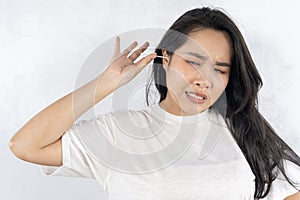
top-left (9, 7), bottom-right (300, 200)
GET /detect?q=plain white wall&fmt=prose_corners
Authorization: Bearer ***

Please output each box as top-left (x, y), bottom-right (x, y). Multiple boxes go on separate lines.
top-left (1, 0), bottom-right (300, 199)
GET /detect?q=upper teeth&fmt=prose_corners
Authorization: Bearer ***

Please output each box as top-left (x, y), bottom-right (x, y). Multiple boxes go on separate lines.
top-left (187, 92), bottom-right (204, 100)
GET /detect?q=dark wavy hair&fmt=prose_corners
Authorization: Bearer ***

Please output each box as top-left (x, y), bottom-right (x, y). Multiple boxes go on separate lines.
top-left (145, 7), bottom-right (300, 199)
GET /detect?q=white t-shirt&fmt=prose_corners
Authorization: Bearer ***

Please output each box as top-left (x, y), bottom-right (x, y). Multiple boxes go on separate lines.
top-left (39, 104), bottom-right (300, 200)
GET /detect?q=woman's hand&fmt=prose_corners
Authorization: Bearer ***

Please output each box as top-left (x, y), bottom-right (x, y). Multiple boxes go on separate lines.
top-left (101, 36), bottom-right (157, 90)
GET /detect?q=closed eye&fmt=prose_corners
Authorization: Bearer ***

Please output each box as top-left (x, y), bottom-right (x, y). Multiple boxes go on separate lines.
top-left (187, 60), bottom-right (227, 74)
top-left (187, 60), bottom-right (202, 66)
top-left (214, 68), bottom-right (226, 74)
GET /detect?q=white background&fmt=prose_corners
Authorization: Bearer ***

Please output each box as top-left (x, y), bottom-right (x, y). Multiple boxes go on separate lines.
top-left (1, 0), bottom-right (300, 199)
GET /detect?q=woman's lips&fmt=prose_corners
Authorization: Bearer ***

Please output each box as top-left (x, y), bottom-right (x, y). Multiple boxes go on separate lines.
top-left (185, 91), bottom-right (207, 104)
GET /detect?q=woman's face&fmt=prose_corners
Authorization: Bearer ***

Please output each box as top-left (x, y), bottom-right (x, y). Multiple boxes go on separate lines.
top-left (159, 28), bottom-right (232, 116)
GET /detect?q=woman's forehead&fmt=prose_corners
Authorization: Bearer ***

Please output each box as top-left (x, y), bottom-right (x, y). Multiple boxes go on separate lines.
top-left (175, 29), bottom-right (232, 63)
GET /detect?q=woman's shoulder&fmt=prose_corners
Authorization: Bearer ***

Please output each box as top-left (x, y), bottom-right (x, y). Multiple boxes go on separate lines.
top-left (110, 106), bottom-right (152, 120)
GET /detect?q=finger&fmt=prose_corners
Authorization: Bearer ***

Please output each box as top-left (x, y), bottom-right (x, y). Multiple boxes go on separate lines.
top-left (122, 41), bottom-right (138, 56)
top-left (135, 53), bottom-right (157, 69)
top-left (114, 36), bottom-right (120, 54)
top-left (128, 42), bottom-right (149, 61)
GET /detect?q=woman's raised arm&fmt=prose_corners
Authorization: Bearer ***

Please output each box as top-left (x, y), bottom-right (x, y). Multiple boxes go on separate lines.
top-left (8, 37), bottom-right (157, 166)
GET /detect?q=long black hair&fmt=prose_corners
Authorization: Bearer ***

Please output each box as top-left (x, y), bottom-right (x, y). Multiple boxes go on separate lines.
top-left (145, 7), bottom-right (300, 199)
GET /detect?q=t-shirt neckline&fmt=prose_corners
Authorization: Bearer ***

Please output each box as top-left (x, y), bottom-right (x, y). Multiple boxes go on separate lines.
top-left (150, 103), bottom-right (209, 124)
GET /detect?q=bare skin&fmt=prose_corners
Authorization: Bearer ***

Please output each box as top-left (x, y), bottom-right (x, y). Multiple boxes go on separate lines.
top-left (9, 36), bottom-right (157, 166)
top-left (285, 192), bottom-right (300, 200)
top-left (159, 29), bottom-right (232, 116)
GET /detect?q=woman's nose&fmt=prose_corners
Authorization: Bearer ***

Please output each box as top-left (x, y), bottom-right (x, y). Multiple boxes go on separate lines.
top-left (189, 65), bottom-right (213, 88)
top-left (193, 79), bottom-right (211, 88)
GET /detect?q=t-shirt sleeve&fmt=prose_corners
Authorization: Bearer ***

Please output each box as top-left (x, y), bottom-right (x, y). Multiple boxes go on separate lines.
top-left (39, 113), bottom-right (115, 187)
top-left (266, 159), bottom-right (300, 200)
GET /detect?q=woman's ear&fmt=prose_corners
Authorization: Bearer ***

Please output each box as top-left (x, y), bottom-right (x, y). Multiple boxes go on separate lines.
top-left (161, 49), bottom-right (169, 69)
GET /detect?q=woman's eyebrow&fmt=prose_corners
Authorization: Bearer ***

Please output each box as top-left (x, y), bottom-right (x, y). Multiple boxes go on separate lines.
top-left (215, 62), bottom-right (231, 67)
top-left (185, 51), bottom-right (231, 67)
top-left (184, 51), bottom-right (208, 60)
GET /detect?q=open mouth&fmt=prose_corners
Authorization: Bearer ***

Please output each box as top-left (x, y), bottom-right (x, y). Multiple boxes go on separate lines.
top-left (185, 91), bottom-right (207, 103)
